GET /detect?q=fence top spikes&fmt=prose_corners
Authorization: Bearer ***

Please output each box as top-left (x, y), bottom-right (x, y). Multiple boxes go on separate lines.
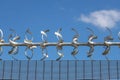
top-left (87, 45), bottom-right (94, 57)
top-left (9, 29), bottom-right (20, 41)
top-left (0, 28), bottom-right (120, 60)
top-left (9, 28), bottom-right (17, 35)
top-left (104, 27), bottom-right (113, 42)
top-left (24, 28), bottom-right (33, 42)
top-left (41, 29), bottom-right (49, 36)
top-left (118, 32), bottom-right (120, 40)
top-left (72, 28), bottom-right (79, 38)
top-left (41, 29), bottom-right (49, 42)
top-left (26, 28), bottom-right (32, 34)
top-left (55, 28), bottom-right (63, 42)
top-left (0, 29), bottom-right (3, 39)
top-left (72, 28), bottom-right (79, 44)
top-left (0, 29), bottom-right (4, 43)
top-left (87, 27), bottom-right (95, 35)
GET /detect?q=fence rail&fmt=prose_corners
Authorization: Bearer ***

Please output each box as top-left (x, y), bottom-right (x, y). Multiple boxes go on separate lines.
top-left (1, 42), bottom-right (120, 46)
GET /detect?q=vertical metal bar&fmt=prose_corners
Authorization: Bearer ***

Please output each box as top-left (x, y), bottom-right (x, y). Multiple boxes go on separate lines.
top-left (59, 61), bottom-right (61, 80)
top-left (35, 60), bottom-right (37, 80)
top-left (91, 60), bottom-right (93, 80)
top-left (67, 60), bottom-right (69, 80)
top-left (108, 60), bottom-right (110, 80)
top-left (75, 60), bottom-right (77, 80)
top-left (18, 61), bottom-right (21, 80)
top-left (43, 61), bottom-right (45, 80)
top-left (117, 60), bottom-right (119, 80)
top-left (83, 60), bottom-right (85, 79)
top-left (26, 61), bottom-right (29, 80)
top-left (51, 60), bottom-right (53, 80)
top-left (10, 60), bottom-right (13, 79)
top-left (2, 61), bottom-right (5, 79)
top-left (100, 60), bottom-right (101, 80)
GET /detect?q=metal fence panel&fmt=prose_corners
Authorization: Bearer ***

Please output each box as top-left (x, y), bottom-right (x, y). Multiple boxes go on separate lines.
top-left (93, 61), bottom-right (100, 79)
top-left (4, 61), bottom-right (12, 79)
top-left (0, 60), bottom-right (120, 80)
top-left (12, 61), bottom-right (20, 79)
top-left (76, 60), bottom-right (83, 80)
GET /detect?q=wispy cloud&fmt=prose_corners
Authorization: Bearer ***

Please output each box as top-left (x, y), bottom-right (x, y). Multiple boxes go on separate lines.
top-left (79, 10), bottom-right (120, 29)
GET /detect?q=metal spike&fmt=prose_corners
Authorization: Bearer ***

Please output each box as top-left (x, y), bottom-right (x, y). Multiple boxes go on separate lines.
top-left (25, 47), bottom-right (34, 60)
top-left (87, 27), bottom-right (94, 35)
top-left (0, 29), bottom-right (3, 39)
top-left (44, 29), bottom-right (49, 33)
top-left (118, 32), bottom-right (120, 40)
top-left (40, 48), bottom-right (48, 61)
top-left (102, 46), bottom-right (110, 55)
top-left (26, 28), bottom-right (32, 34)
top-left (71, 48), bottom-right (79, 56)
top-left (25, 28), bottom-right (33, 41)
top-left (87, 28), bottom-right (97, 58)
top-left (58, 28), bottom-right (62, 33)
top-left (8, 46), bottom-right (18, 55)
top-left (56, 49), bottom-right (64, 61)
top-left (71, 47), bottom-right (79, 60)
top-left (72, 28), bottom-right (79, 43)
top-left (102, 27), bottom-right (113, 58)
top-left (41, 29), bottom-right (49, 43)
top-left (71, 28), bottom-right (79, 59)
top-left (104, 27), bottom-right (113, 42)
top-left (0, 29), bottom-right (4, 57)
top-left (8, 29), bottom-right (20, 58)
top-left (87, 45), bottom-right (94, 57)
top-left (55, 28), bottom-right (63, 43)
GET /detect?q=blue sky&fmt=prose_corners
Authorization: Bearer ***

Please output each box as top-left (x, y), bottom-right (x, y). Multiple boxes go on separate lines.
top-left (0, 0), bottom-right (120, 60)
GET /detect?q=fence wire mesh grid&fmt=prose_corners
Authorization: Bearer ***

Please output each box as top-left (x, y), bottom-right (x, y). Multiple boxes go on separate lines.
top-left (0, 60), bottom-right (120, 80)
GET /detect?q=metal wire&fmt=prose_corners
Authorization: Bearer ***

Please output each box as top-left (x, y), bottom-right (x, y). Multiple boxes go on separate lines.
top-left (0, 29), bottom-right (4, 59)
top-left (117, 60), bottom-right (119, 79)
top-left (40, 29), bottom-right (49, 60)
top-left (24, 28), bottom-right (37, 60)
top-left (55, 28), bottom-right (64, 61)
top-left (40, 48), bottom-right (48, 61)
top-left (1, 28), bottom-right (120, 60)
top-left (1, 42), bottom-right (120, 46)
top-left (102, 28), bottom-right (113, 60)
top-left (41, 29), bottom-right (49, 43)
top-left (71, 28), bottom-right (79, 59)
top-left (51, 60), bottom-right (53, 80)
top-left (8, 29), bottom-right (20, 60)
top-left (18, 61), bottom-right (21, 80)
top-left (87, 28), bottom-right (97, 59)
top-left (55, 28), bottom-right (63, 43)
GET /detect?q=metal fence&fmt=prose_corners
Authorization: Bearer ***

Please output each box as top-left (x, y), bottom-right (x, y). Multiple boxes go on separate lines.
top-left (0, 60), bottom-right (120, 80)
top-left (1, 28), bottom-right (120, 60)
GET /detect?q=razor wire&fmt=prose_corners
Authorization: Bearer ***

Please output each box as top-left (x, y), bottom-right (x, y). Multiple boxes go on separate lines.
top-left (0, 28), bottom-right (120, 60)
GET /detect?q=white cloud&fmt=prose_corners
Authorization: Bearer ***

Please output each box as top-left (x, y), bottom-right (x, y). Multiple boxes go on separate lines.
top-left (79, 10), bottom-right (120, 29)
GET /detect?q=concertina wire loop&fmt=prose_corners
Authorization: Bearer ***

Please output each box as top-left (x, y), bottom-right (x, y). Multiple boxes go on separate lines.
top-left (0, 29), bottom-right (4, 60)
top-left (40, 29), bottom-right (49, 60)
top-left (24, 28), bottom-right (37, 60)
top-left (0, 27), bottom-right (120, 60)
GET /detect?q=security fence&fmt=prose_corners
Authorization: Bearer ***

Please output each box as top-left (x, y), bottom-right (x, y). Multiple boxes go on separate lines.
top-left (0, 28), bottom-right (120, 60)
top-left (0, 60), bottom-right (120, 80)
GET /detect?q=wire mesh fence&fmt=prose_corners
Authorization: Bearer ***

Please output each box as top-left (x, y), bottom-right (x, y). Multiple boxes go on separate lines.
top-left (0, 60), bottom-right (120, 80)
